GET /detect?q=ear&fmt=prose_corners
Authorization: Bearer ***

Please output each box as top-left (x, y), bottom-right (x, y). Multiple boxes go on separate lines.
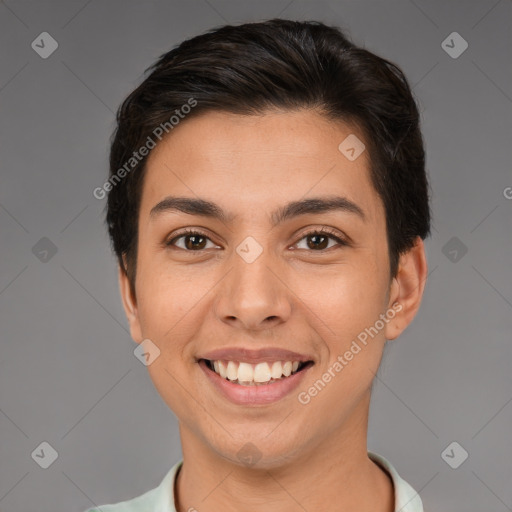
top-left (118, 259), bottom-right (143, 344)
top-left (384, 237), bottom-right (428, 341)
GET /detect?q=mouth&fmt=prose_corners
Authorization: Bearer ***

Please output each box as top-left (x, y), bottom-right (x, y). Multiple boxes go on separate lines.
top-left (200, 358), bottom-right (314, 386)
top-left (198, 356), bottom-right (315, 406)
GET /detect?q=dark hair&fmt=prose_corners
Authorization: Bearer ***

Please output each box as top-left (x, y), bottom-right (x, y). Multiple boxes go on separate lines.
top-left (106, 18), bottom-right (431, 296)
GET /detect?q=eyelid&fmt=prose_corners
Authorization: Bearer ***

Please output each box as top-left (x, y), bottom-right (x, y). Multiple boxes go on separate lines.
top-left (294, 226), bottom-right (349, 245)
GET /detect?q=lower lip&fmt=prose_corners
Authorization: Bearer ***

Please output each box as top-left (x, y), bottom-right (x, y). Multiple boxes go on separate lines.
top-left (198, 359), bottom-right (313, 406)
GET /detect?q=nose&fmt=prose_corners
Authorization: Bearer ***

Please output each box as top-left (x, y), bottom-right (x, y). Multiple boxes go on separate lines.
top-left (214, 244), bottom-right (292, 332)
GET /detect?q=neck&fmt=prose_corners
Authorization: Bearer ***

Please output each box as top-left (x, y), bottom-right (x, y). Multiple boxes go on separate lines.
top-left (174, 391), bottom-right (394, 512)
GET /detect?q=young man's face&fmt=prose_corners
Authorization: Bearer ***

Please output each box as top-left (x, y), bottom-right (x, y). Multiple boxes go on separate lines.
top-left (119, 109), bottom-right (426, 467)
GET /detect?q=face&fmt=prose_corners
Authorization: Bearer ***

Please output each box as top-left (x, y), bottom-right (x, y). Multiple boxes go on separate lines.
top-left (119, 109), bottom-right (425, 468)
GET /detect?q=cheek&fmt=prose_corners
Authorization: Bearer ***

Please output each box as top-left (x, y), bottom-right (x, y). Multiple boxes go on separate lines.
top-left (135, 270), bottom-right (202, 413)
top-left (136, 256), bottom-right (208, 336)
top-left (302, 261), bottom-right (388, 340)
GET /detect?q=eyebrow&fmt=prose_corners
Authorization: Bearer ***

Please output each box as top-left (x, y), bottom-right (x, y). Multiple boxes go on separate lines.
top-left (149, 195), bottom-right (366, 226)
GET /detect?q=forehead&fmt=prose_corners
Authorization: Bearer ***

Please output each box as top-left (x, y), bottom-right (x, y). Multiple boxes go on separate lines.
top-left (140, 109), bottom-right (384, 228)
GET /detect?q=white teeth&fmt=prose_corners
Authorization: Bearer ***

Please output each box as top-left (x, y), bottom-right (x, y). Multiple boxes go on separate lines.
top-left (226, 361), bottom-right (238, 381)
top-left (218, 360), bottom-right (227, 379)
top-left (237, 362), bottom-right (254, 382)
top-left (270, 361), bottom-right (283, 379)
top-left (253, 362), bottom-right (271, 383)
top-left (209, 359), bottom-right (304, 384)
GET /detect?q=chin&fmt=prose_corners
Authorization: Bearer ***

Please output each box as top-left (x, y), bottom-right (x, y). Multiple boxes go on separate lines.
top-left (211, 431), bottom-right (305, 471)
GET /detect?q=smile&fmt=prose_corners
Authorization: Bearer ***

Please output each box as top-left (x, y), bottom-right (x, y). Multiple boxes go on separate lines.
top-left (198, 357), bottom-right (314, 405)
top-left (202, 359), bottom-right (313, 386)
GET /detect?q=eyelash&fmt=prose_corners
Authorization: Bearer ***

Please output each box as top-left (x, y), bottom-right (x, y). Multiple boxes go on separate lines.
top-left (165, 227), bottom-right (349, 252)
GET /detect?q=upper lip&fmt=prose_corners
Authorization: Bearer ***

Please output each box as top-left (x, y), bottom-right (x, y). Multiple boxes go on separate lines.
top-left (198, 347), bottom-right (314, 364)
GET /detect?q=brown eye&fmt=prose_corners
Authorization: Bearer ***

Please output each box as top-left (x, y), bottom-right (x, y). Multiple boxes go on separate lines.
top-left (295, 228), bottom-right (348, 251)
top-left (306, 233), bottom-right (330, 250)
top-left (182, 233), bottom-right (207, 250)
top-left (166, 227), bottom-right (348, 252)
top-left (167, 230), bottom-right (218, 251)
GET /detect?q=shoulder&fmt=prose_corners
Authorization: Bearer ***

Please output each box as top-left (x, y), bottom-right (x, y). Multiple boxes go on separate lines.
top-left (82, 460), bottom-right (182, 512)
top-left (368, 451), bottom-right (424, 512)
top-left (82, 485), bottom-right (160, 512)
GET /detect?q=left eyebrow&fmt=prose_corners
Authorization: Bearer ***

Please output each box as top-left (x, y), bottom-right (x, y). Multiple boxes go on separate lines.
top-left (270, 196), bottom-right (366, 226)
top-left (149, 195), bottom-right (366, 226)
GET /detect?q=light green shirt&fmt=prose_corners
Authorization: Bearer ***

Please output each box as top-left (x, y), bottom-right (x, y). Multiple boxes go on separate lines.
top-left (84, 452), bottom-right (423, 512)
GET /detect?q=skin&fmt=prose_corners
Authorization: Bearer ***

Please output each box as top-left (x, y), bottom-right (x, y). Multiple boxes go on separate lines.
top-left (119, 109), bottom-right (428, 512)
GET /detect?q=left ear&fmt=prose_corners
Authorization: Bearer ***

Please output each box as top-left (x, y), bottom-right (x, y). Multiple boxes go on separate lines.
top-left (384, 236), bottom-right (428, 341)
top-left (118, 256), bottom-right (144, 344)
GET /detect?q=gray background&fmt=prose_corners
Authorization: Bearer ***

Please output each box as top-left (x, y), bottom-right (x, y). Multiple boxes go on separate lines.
top-left (0, 1), bottom-right (511, 511)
